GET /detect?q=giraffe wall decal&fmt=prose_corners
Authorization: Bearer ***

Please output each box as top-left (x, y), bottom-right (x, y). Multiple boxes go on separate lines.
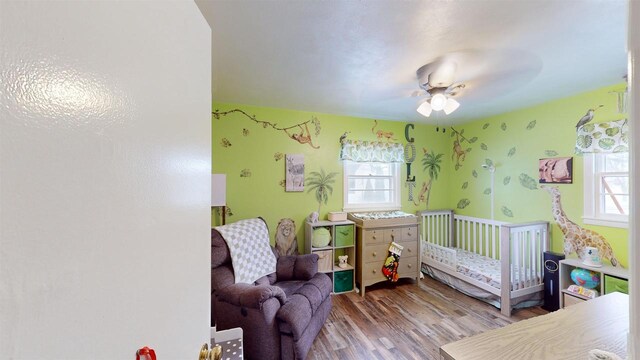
top-left (541, 185), bottom-right (621, 267)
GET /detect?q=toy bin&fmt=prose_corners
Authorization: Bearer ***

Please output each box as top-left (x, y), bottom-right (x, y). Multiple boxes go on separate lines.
top-left (333, 270), bottom-right (354, 293)
top-left (604, 275), bottom-right (628, 295)
top-left (314, 250), bottom-right (333, 273)
top-left (334, 225), bottom-right (354, 247)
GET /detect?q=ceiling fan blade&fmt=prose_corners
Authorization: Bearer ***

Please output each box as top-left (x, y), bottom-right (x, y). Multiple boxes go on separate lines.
top-left (445, 83), bottom-right (466, 97)
top-left (416, 58), bottom-right (457, 89)
top-left (410, 90), bottom-right (428, 97)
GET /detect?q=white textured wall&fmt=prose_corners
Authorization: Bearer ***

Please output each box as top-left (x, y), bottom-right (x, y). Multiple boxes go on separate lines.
top-left (0, 1), bottom-right (211, 359)
top-left (629, 2), bottom-right (639, 358)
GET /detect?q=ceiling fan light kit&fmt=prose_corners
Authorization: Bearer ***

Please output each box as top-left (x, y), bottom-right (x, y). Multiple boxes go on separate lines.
top-left (414, 60), bottom-right (465, 118)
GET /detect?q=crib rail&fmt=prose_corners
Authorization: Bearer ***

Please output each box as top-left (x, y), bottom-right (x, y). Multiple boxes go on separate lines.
top-left (423, 242), bottom-right (457, 270)
top-left (454, 215), bottom-right (506, 260)
top-left (500, 221), bottom-right (549, 294)
top-left (419, 209), bottom-right (454, 247)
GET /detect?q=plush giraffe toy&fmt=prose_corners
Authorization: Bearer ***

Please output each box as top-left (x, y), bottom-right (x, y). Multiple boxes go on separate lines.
top-left (541, 185), bottom-right (621, 267)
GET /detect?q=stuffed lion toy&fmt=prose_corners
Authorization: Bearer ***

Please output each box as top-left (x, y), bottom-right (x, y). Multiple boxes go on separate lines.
top-left (275, 218), bottom-right (299, 256)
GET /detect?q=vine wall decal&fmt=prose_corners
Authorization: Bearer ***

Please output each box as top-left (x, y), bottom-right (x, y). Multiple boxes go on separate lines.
top-left (213, 108), bottom-right (321, 149)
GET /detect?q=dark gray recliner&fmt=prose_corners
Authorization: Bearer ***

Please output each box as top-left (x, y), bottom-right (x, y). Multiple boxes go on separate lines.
top-left (211, 219), bottom-right (332, 360)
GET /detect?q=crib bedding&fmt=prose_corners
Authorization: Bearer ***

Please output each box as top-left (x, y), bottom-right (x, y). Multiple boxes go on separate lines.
top-left (454, 248), bottom-right (502, 289)
top-left (447, 248), bottom-right (540, 291)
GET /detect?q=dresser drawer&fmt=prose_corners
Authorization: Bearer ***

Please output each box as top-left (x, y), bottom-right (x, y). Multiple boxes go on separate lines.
top-left (363, 243), bottom-right (390, 263)
top-left (363, 229), bottom-right (385, 245)
top-left (402, 225), bottom-right (418, 242)
top-left (397, 240), bottom-right (418, 258)
top-left (383, 228), bottom-right (402, 243)
top-left (362, 261), bottom-right (387, 282)
top-left (397, 256), bottom-right (418, 276)
top-left (362, 255), bottom-right (418, 281)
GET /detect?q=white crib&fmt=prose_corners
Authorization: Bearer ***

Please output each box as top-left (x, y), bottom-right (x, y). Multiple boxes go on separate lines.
top-left (419, 209), bottom-right (549, 316)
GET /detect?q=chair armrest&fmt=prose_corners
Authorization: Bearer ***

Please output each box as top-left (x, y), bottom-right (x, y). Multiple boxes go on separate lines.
top-left (215, 283), bottom-right (286, 309)
top-left (277, 254), bottom-right (319, 281)
top-left (276, 272), bottom-right (332, 340)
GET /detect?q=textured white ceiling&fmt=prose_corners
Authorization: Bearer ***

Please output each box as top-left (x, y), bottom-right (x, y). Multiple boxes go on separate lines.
top-left (196, 0), bottom-right (627, 124)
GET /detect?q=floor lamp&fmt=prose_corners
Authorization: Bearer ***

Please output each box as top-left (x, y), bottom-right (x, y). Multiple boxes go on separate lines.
top-left (211, 174), bottom-right (227, 225)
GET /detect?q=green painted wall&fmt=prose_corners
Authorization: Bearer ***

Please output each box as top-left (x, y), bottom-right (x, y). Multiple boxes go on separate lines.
top-left (212, 83), bottom-right (628, 267)
top-left (446, 83), bottom-right (628, 266)
top-left (212, 104), bottom-right (451, 250)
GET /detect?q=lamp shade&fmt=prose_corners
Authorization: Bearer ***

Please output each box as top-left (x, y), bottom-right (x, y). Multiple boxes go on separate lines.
top-left (211, 174), bottom-right (226, 206)
top-left (443, 97), bottom-right (460, 115)
top-left (416, 100), bottom-right (433, 117)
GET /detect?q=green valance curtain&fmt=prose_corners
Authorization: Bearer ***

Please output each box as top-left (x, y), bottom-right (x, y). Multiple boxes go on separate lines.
top-left (575, 118), bottom-right (629, 154)
top-left (340, 140), bottom-right (404, 163)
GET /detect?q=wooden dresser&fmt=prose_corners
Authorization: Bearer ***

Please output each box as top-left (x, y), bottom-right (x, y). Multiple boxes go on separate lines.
top-left (347, 212), bottom-right (419, 297)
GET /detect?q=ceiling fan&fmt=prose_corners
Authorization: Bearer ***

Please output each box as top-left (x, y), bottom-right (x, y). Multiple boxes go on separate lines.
top-left (413, 60), bottom-right (465, 117)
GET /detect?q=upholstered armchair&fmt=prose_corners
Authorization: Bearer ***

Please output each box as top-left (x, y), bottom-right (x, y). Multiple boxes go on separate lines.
top-left (211, 219), bottom-right (332, 360)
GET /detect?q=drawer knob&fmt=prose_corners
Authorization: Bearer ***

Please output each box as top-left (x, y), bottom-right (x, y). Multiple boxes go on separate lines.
top-left (407, 248), bottom-right (412, 253)
top-left (372, 269), bottom-right (377, 274)
top-left (372, 252), bottom-right (377, 257)
top-left (372, 236), bottom-right (376, 239)
top-left (408, 264), bottom-right (412, 268)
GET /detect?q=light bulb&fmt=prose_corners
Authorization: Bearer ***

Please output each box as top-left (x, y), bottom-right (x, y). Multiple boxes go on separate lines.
top-left (430, 93), bottom-right (447, 111)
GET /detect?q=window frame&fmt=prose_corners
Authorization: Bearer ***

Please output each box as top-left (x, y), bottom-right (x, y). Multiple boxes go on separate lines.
top-left (342, 160), bottom-right (401, 212)
top-left (583, 152), bottom-right (629, 228)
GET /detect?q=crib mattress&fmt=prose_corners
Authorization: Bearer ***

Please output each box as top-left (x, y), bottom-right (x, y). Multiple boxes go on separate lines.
top-left (455, 248), bottom-right (502, 289)
top-left (454, 248), bottom-right (539, 291)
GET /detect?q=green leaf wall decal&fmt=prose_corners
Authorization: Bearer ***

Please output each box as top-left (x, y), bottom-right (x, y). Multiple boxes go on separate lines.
top-left (457, 199), bottom-right (470, 209)
top-left (501, 206), bottom-right (514, 217)
top-left (519, 173), bottom-right (538, 190)
top-left (482, 123), bottom-right (490, 130)
top-left (507, 147), bottom-right (516, 157)
top-left (503, 176), bottom-right (511, 185)
top-left (483, 188), bottom-right (491, 195)
top-left (481, 143), bottom-right (488, 150)
top-left (462, 181), bottom-right (468, 189)
top-left (501, 123), bottom-right (507, 131)
top-left (545, 150), bottom-right (558, 156)
top-left (526, 120), bottom-right (537, 130)
top-left (472, 170), bottom-right (478, 178)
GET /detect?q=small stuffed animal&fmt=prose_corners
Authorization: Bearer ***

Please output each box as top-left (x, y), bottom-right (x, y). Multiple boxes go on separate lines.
top-left (338, 255), bottom-right (349, 268)
top-left (307, 211), bottom-right (319, 223)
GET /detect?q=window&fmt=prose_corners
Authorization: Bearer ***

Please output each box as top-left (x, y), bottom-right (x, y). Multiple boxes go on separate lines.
top-left (343, 161), bottom-right (400, 211)
top-left (583, 152), bottom-right (629, 228)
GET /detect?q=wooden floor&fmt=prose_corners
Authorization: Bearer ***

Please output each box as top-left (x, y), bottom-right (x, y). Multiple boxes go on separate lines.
top-left (308, 275), bottom-right (547, 360)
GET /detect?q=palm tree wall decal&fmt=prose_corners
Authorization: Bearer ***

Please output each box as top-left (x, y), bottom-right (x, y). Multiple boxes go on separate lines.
top-left (306, 169), bottom-right (338, 214)
top-left (421, 150), bottom-right (444, 209)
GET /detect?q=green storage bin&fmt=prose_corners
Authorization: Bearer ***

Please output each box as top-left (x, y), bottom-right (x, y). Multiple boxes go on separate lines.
top-left (334, 225), bottom-right (354, 247)
top-left (604, 275), bottom-right (628, 295)
top-left (333, 270), bottom-right (354, 293)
